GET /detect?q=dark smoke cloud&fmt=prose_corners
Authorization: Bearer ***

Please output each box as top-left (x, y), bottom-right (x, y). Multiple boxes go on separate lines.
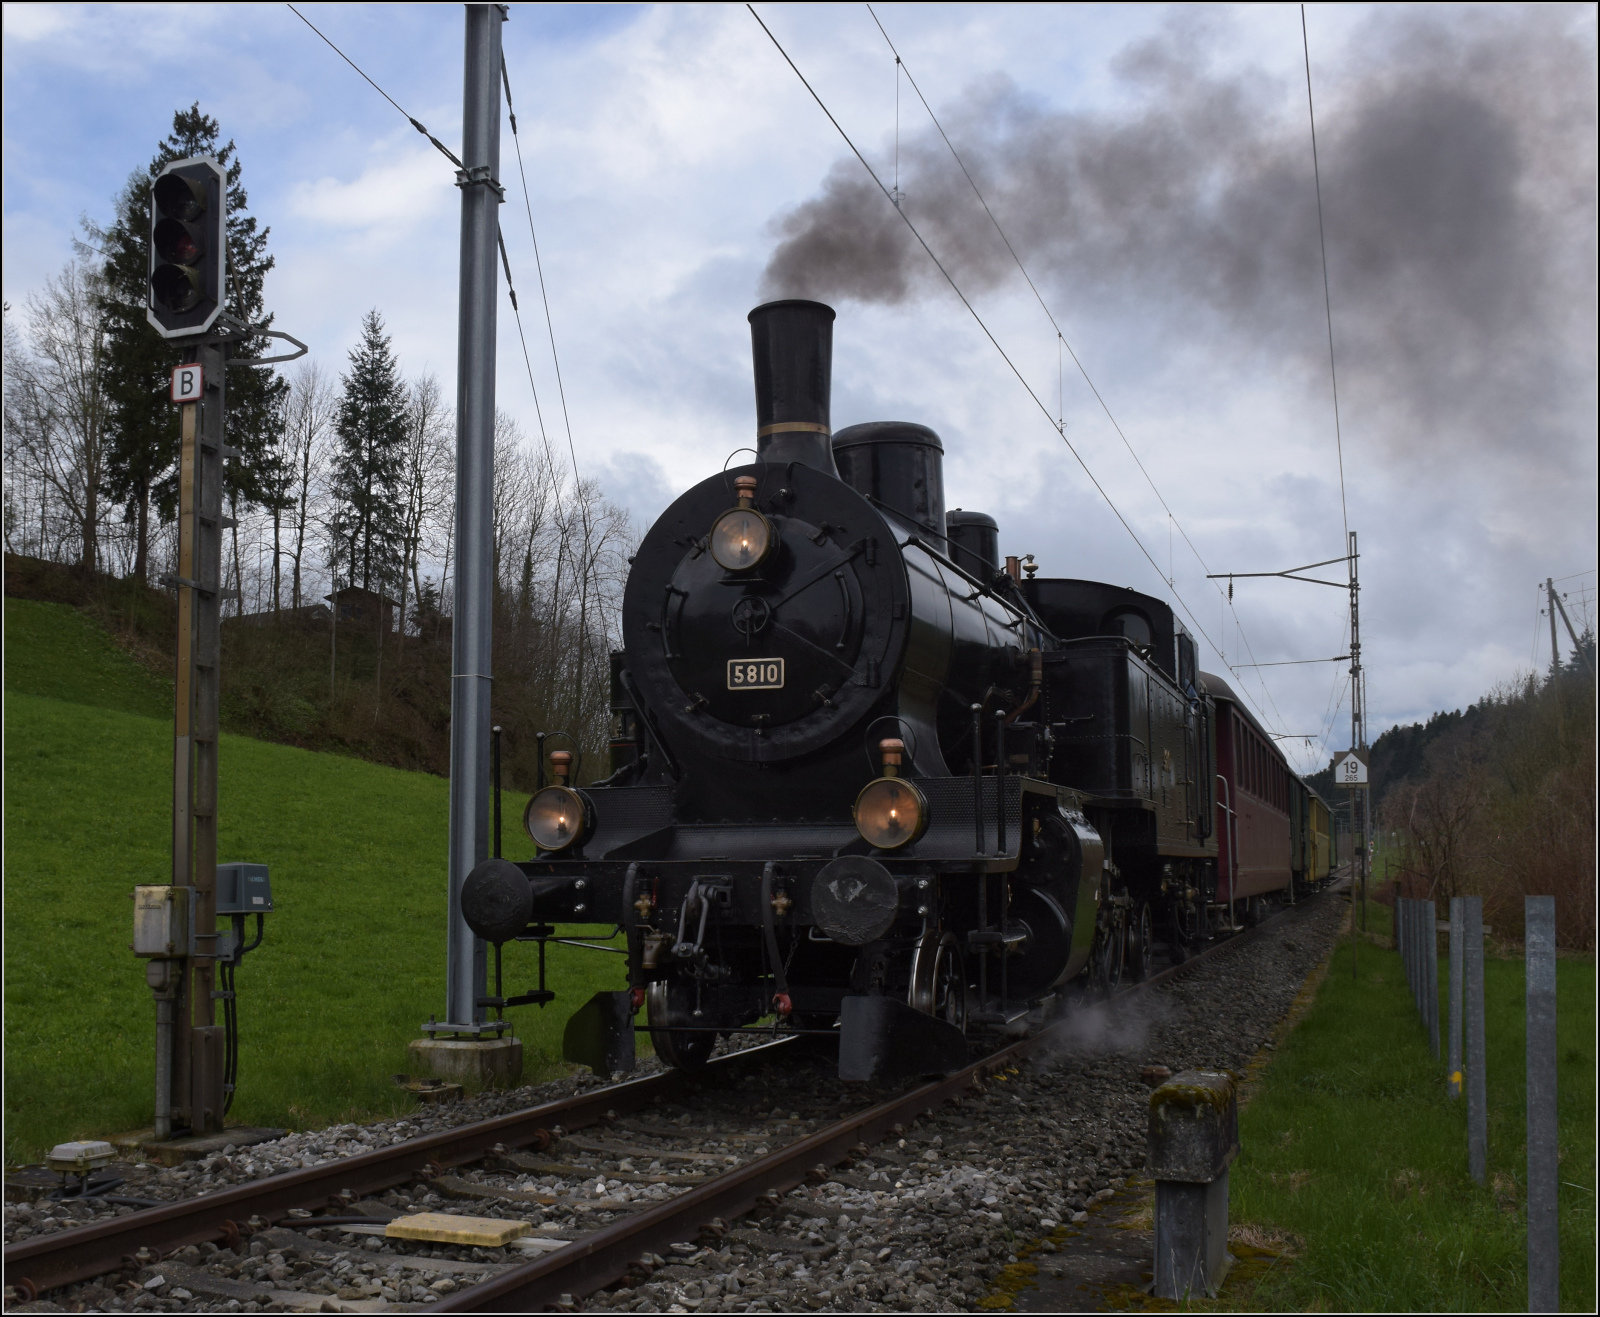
top-left (760, 5), bottom-right (1597, 466)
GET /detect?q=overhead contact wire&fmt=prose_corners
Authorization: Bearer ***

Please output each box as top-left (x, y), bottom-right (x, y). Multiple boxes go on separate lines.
top-left (863, 5), bottom-right (1310, 753)
top-left (869, 5), bottom-right (1327, 764)
top-left (867, 5), bottom-right (1218, 584)
top-left (748, 5), bottom-right (1292, 740)
top-left (501, 54), bottom-right (604, 635)
top-left (284, 4), bottom-right (562, 492)
top-left (1300, 6), bottom-right (1348, 545)
top-left (286, 4), bottom-right (605, 643)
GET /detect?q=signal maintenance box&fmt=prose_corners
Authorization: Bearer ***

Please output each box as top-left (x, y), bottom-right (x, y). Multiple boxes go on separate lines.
top-left (216, 863), bottom-right (273, 915)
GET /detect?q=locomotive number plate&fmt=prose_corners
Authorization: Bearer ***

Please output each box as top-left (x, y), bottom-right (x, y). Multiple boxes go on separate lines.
top-left (728, 658), bottom-right (785, 690)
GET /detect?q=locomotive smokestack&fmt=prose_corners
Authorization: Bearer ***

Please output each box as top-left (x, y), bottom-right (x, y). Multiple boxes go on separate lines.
top-left (748, 299), bottom-right (838, 475)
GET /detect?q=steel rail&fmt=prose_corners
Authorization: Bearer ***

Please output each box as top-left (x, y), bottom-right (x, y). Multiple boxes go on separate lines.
top-left (8, 891), bottom-right (1320, 1303)
top-left (437, 897), bottom-right (1313, 1312)
top-left (2, 1041), bottom-right (793, 1297)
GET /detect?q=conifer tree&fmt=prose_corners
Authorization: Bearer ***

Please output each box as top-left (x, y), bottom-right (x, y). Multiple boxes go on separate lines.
top-left (331, 310), bottom-right (408, 596)
top-left (87, 104), bottom-right (286, 582)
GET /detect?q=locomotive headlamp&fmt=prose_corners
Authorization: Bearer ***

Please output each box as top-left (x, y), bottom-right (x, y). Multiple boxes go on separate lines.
top-left (854, 742), bottom-right (927, 850)
top-left (709, 475), bottom-right (772, 571)
top-left (524, 786), bottom-right (589, 851)
top-left (525, 751), bottom-right (591, 851)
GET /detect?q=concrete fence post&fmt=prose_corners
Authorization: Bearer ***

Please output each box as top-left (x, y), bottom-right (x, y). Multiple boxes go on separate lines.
top-left (1408, 897), bottom-right (1422, 1018)
top-left (1525, 896), bottom-right (1558, 1313)
top-left (1425, 898), bottom-right (1440, 1057)
top-left (1464, 895), bottom-right (1487, 1184)
top-left (1149, 1070), bottom-right (1239, 1301)
top-left (1448, 896), bottom-right (1465, 1099)
top-left (1420, 902), bottom-right (1433, 1024)
top-left (1409, 898), bottom-right (1422, 1017)
top-left (1398, 897), bottom-right (1410, 995)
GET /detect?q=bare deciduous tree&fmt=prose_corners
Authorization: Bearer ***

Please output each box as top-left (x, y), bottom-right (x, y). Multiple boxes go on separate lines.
top-left (279, 361), bottom-right (337, 610)
top-left (397, 373), bottom-right (453, 645)
top-left (3, 262), bottom-right (113, 572)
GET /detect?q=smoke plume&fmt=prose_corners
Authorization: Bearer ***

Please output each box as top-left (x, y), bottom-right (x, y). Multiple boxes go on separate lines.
top-left (759, 6), bottom-right (1597, 466)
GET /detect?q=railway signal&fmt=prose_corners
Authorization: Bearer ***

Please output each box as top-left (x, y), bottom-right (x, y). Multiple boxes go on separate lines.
top-left (147, 155), bottom-right (227, 339)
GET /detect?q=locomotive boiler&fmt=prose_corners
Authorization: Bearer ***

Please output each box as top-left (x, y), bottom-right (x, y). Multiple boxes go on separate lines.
top-left (461, 300), bottom-right (1223, 1083)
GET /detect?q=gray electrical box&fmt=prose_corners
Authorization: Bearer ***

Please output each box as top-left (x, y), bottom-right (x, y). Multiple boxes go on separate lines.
top-left (133, 885), bottom-right (188, 957)
top-left (217, 863), bottom-right (273, 915)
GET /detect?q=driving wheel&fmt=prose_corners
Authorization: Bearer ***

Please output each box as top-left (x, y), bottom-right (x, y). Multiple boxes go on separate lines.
top-left (647, 980), bottom-right (714, 1071)
top-left (1126, 902), bottom-right (1153, 983)
top-left (909, 931), bottom-right (968, 1033)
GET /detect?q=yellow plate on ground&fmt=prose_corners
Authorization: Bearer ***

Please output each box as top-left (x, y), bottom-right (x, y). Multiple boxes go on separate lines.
top-left (384, 1212), bottom-right (531, 1246)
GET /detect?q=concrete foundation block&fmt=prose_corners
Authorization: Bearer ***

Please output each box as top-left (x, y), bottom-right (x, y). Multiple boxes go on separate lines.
top-left (1148, 1069), bottom-right (1238, 1182)
top-left (1154, 1172), bottom-right (1232, 1299)
top-left (1149, 1069), bottom-right (1239, 1301)
top-left (408, 1037), bottom-right (523, 1089)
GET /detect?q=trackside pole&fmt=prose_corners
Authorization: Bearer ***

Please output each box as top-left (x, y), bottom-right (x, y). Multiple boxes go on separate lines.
top-left (1425, 898), bottom-right (1439, 1057)
top-left (1401, 902), bottom-right (1414, 1017)
top-left (1448, 896), bottom-right (1464, 1099)
top-left (1420, 896), bottom-right (1433, 1017)
top-left (1464, 895), bottom-right (1487, 1184)
top-left (1525, 896), bottom-right (1558, 1312)
top-left (443, 2), bottom-right (505, 1037)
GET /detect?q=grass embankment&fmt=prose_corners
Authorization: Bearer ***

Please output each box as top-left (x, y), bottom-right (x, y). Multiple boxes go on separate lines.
top-left (3, 597), bottom-right (627, 1164)
top-left (1229, 898), bottom-right (1595, 1312)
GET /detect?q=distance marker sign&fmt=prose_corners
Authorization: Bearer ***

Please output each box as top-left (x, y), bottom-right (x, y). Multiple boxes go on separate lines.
top-left (170, 363), bottom-right (203, 404)
top-left (1332, 748), bottom-right (1370, 787)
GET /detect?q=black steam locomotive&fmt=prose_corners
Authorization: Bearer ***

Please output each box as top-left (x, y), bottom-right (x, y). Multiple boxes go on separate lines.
top-left (462, 301), bottom-right (1221, 1083)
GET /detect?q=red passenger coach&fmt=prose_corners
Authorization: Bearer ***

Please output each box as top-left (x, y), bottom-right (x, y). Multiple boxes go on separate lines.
top-left (1203, 671), bottom-right (1293, 908)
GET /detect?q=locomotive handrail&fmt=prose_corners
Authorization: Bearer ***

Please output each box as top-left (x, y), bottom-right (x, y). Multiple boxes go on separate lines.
top-left (756, 538), bottom-right (866, 613)
top-left (899, 533), bottom-right (1057, 640)
top-left (619, 669), bottom-right (682, 780)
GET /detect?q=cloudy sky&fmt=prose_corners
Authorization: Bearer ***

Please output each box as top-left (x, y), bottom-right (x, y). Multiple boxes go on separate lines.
top-left (4, 2), bottom-right (1595, 773)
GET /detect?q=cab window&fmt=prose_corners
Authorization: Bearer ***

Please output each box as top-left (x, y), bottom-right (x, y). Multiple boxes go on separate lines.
top-left (1103, 608), bottom-right (1152, 648)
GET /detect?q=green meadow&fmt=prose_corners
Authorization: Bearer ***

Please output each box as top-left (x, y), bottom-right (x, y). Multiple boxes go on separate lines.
top-left (1230, 899), bottom-right (1595, 1312)
top-left (3, 597), bottom-right (625, 1163)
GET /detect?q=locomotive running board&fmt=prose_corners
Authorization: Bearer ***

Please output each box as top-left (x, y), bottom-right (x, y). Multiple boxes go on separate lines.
top-left (837, 995), bottom-right (967, 1084)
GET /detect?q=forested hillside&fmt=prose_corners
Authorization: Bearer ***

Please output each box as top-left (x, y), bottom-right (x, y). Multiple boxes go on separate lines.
top-left (1338, 639), bottom-right (1596, 949)
top-left (1306, 701), bottom-right (1500, 814)
top-left (4, 552), bottom-right (615, 792)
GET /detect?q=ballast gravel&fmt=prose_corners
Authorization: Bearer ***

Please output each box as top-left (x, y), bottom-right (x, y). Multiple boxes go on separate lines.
top-left (6, 894), bottom-right (1345, 1313)
top-left (574, 896), bottom-right (1346, 1315)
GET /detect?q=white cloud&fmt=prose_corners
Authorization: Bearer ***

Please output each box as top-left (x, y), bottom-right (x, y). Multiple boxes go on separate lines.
top-left (3, 2), bottom-right (1593, 769)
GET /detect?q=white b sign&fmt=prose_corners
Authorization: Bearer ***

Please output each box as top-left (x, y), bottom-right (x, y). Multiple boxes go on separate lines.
top-left (170, 364), bottom-right (204, 404)
top-left (1332, 749), bottom-right (1369, 787)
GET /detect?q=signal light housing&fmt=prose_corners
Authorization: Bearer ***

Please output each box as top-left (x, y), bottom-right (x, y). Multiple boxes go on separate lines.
top-left (148, 156), bottom-right (226, 339)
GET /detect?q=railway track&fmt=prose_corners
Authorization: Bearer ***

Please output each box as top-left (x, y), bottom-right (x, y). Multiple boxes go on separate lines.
top-left (4, 892), bottom-right (1323, 1311)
